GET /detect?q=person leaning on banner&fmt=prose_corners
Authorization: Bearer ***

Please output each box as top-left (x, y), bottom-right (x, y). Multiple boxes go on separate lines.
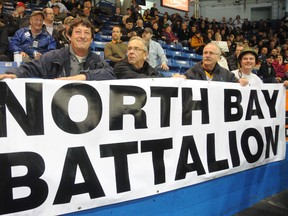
top-left (231, 48), bottom-right (263, 86)
top-left (0, 17), bottom-right (115, 81)
top-left (173, 43), bottom-right (248, 86)
top-left (9, 11), bottom-right (56, 62)
top-left (114, 36), bottom-right (162, 79)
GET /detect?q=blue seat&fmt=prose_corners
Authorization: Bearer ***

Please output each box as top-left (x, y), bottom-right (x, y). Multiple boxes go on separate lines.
top-left (0, 62), bottom-right (18, 74)
top-left (91, 41), bottom-right (107, 51)
top-left (166, 43), bottom-right (183, 51)
top-left (182, 52), bottom-right (202, 61)
top-left (165, 50), bottom-right (182, 58)
top-left (101, 29), bottom-right (112, 36)
top-left (94, 34), bottom-right (112, 42)
top-left (172, 59), bottom-right (190, 68)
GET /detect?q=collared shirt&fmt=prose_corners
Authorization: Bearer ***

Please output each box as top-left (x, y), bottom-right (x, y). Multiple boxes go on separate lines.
top-left (147, 39), bottom-right (168, 68)
top-left (69, 46), bottom-right (88, 76)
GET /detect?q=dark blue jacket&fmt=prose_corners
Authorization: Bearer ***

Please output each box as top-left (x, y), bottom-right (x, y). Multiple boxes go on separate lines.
top-left (9, 27), bottom-right (56, 58)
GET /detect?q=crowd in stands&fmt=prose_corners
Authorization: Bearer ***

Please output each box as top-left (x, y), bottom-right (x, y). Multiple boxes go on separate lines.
top-left (0, 0), bottom-right (288, 83)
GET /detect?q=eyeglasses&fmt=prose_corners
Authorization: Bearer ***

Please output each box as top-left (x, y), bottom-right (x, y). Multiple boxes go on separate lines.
top-left (203, 51), bottom-right (220, 56)
top-left (127, 47), bottom-right (146, 52)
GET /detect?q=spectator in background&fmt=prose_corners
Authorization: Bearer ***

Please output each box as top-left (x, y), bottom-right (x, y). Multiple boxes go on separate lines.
top-left (258, 46), bottom-right (268, 63)
top-left (178, 22), bottom-right (190, 47)
top-left (121, 18), bottom-right (137, 42)
top-left (112, 6), bottom-right (123, 23)
top-left (257, 54), bottom-right (278, 83)
top-left (231, 49), bottom-right (262, 86)
top-left (11, 1), bottom-right (30, 34)
top-left (2, 17), bottom-right (115, 81)
top-left (52, 4), bottom-right (67, 23)
top-left (83, 0), bottom-right (96, 13)
top-left (0, 0), bottom-right (17, 36)
top-left (142, 27), bottom-right (169, 71)
top-left (162, 25), bottom-right (178, 44)
top-left (9, 11), bottom-right (56, 62)
top-left (133, 19), bottom-right (144, 36)
top-left (43, 7), bottom-right (62, 38)
top-left (114, 36), bottom-right (161, 79)
top-left (151, 22), bottom-right (162, 41)
top-left (190, 30), bottom-right (205, 54)
top-left (83, 6), bottom-right (102, 33)
top-left (53, 0), bottom-right (68, 13)
top-left (150, 3), bottom-right (157, 17)
top-left (142, 9), bottom-right (151, 23)
top-left (272, 54), bottom-right (286, 82)
top-left (227, 43), bottom-right (245, 71)
top-left (54, 16), bottom-right (74, 48)
top-left (104, 26), bottom-right (127, 67)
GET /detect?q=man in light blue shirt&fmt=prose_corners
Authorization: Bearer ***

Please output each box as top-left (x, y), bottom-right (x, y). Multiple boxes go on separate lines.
top-left (142, 27), bottom-right (169, 71)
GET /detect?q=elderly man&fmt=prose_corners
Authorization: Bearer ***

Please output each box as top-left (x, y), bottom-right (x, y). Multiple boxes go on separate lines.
top-left (104, 26), bottom-right (127, 66)
top-left (114, 36), bottom-right (161, 79)
top-left (174, 43), bottom-right (248, 85)
top-left (9, 11), bottom-right (56, 61)
top-left (141, 27), bottom-right (169, 71)
top-left (1, 17), bottom-right (115, 81)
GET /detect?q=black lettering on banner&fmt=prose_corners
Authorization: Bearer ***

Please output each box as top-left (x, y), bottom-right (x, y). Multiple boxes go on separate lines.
top-left (150, 87), bottom-right (178, 127)
top-left (262, 90), bottom-right (278, 118)
top-left (265, 125), bottom-right (279, 158)
top-left (54, 147), bottom-right (105, 204)
top-left (141, 138), bottom-right (173, 184)
top-left (0, 152), bottom-right (48, 214)
top-left (51, 83), bottom-right (102, 134)
top-left (224, 89), bottom-right (243, 122)
top-left (182, 88), bottom-right (209, 125)
top-left (207, 133), bottom-right (229, 172)
top-left (0, 82), bottom-right (44, 137)
top-left (241, 128), bottom-right (264, 163)
top-left (175, 136), bottom-right (206, 180)
top-left (229, 131), bottom-right (240, 167)
top-left (109, 85), bottom-right (148, 130)
top-left (245, 90), bottom-right (264, 120)
top-left (100, 142), bottom-right (138, 193)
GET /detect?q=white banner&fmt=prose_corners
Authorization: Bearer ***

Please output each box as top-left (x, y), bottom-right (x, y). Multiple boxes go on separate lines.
top-left (0, 78), bottom-right (286, 215)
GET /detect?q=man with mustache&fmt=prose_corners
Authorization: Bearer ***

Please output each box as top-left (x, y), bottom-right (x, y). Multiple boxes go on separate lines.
top-left (174, 43), bottom-right (248, 85)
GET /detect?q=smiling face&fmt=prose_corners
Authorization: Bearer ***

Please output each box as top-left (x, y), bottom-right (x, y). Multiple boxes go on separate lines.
top-left (240, 53), bottom-right (256, 74)
top-left (30, 14), bottom-right (44, 33)
top-left (70, 23), bottom-right (93, 56)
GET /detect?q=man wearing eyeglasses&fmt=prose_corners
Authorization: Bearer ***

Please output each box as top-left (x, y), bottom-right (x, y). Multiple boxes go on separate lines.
top-left (43, 7), bottom-right (63, 38)
top-left (114, 36), bottom-right (161, 79)
top-left (174, 43), bottom-right (248, 85)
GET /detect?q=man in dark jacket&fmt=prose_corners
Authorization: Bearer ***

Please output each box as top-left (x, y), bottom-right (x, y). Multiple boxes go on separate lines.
top-left (257, 54), bottom-right (278, 83)
top-left (174, 43), bottom-right (248, 85)
top-left (1, 17), bottom-right (115, 81)
top-left (114, 36), bottom-right (161, 79)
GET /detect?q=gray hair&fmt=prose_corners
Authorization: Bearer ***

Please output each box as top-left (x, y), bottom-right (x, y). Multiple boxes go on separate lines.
top-left (129, 36), bottom-right (149, 53)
